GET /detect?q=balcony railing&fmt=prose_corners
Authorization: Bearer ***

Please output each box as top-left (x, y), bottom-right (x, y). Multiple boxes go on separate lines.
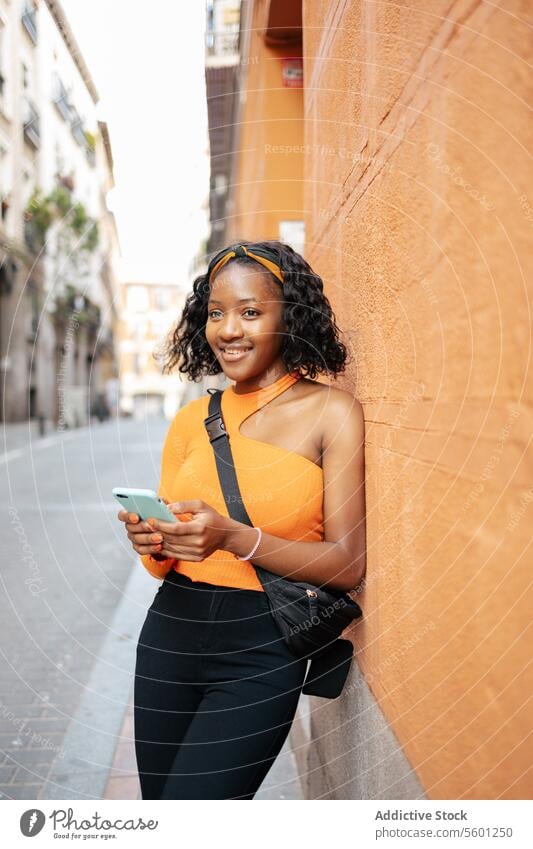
top-left (70, 111), bottom-right (86, 147)
top-left (205, 28), bottom-right (240, 58)
top-left (23, 101), bottom-right (40, 149)
top-left (53, 77), bottom-right (72, 122)
top-left (21, 4), bottom-right (38, 44)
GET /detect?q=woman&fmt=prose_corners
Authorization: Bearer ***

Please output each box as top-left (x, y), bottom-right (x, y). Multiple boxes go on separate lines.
top-left (117, 240), bottom-right (366, 800)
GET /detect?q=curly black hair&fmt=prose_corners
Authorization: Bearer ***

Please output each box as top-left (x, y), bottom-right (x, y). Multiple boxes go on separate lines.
top-left (156, 239), bottom-right (348, 381)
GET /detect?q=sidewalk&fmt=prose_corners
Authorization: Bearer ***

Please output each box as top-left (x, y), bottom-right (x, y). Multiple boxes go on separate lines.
top-left (0, 416), bottom-right (114, 457)
top-left (103, 697), bottom-right (140, 800)
top-left (1, 418), bottom-right (57, 453)
top-left (0, 418), bottom-right (101, 468)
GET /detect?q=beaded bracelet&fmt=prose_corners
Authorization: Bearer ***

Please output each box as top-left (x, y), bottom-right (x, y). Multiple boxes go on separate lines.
top-left (236, 527), bottom-right (262, 561)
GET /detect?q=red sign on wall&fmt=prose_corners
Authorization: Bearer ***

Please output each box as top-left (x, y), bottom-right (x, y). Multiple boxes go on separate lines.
top-left (282, 58), bottom-right (303, 88)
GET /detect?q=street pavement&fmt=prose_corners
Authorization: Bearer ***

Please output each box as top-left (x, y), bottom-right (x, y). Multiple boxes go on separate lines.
top-left (0, 416), bottom-right (303, 800)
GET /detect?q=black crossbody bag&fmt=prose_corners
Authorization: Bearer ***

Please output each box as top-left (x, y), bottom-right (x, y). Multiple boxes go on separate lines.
top-left (204, 388), bottom-right (363, 699)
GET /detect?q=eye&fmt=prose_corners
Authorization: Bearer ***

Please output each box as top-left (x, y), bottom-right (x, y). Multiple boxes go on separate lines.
top-left (207, 308), bottom-right (260, 319)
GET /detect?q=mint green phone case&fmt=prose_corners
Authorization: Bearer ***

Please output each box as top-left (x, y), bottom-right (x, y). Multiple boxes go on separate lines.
top-left (112, 487), bottom-right (177, 523)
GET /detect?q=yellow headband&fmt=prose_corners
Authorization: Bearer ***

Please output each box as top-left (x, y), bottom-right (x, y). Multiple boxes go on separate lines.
top-left (208, 245), bottom-right (284, 284)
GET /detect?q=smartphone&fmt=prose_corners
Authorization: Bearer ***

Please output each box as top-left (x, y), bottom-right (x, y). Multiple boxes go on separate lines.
top-left (112, 487), bottom-right (178, 523)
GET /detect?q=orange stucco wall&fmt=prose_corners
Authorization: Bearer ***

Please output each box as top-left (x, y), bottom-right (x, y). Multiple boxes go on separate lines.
top-left (228, 0), bottom-right (304, 242)
top-left (303, 0), bottom-right (532, 798)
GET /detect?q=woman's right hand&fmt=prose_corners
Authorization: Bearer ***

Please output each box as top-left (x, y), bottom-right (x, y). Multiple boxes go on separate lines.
top-left (117, 510), bottom-right (165, 557)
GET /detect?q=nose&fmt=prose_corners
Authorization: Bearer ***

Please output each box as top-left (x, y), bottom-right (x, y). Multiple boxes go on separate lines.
top-left (217, 308), bottom-right (245, 342)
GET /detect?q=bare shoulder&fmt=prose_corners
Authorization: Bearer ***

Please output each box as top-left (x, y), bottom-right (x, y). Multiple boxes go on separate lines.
top-left (297, 378), bottom-right (364, 444)
top-left (298, 378), bottom-right (364, 415)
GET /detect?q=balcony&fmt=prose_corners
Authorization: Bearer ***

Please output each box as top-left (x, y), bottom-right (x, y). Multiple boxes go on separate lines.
top-left (70, 111), bottom-right (86, 147)
top-left (53, 77), bottom-right (73, 122)
top-left (264, 0), bottom-right (302, 46)
top-left (205, 27), bottom-right (240, 67)
top-left (205, 0), bottom-right (241, 57)
top-left (23, 101), bottom-right (40, 149)
top-left (206, 28), bottom-right (240, 56)
top-left (21, 4), bottom-right (38, 45)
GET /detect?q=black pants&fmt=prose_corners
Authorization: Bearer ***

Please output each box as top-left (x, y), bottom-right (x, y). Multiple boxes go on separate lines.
top-left (134, 569), bottom-right (308, 799)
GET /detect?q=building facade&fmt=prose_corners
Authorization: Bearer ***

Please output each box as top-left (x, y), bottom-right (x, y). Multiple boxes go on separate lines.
top-left (0, 0), bottom-right (120, 426)
top-left (118, 281), bottom-right (185, 420)
top-left (0, 0), bottom-right (43, 422)
top-left (206, 0), bottom-right (305, 255)
top-left (205, 0), bottom-right (532, 799)
top-left (205, 0), bottom-right (242, 255)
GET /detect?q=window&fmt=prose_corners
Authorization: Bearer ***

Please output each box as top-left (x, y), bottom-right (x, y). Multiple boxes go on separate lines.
top-left (279, 220), bottom-right (305, 256)
top-left (129, 316), bottom-right (145, 342)
top-left (70, 107), bottom-right (86, 146)
top-left (53, 74), bottom-right (72, 123)
top-left (21, 2), bottom-right (38, 45)
top-left (154, 287), bottom-right (172, 310)
top-left (22, 98), bottom-right (40, 149)
top-left (214, 173), bottom-right (228, 196)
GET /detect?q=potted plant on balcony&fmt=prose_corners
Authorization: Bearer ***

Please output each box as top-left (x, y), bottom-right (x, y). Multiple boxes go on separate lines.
top-left (58, 173), bottom-right (75, 192)
top-left (70, 201), bottom-right (99, 252)
top-left (48, 184), bottom-right (72, 217)
top-left (24, 188), bottom-right (54, 248)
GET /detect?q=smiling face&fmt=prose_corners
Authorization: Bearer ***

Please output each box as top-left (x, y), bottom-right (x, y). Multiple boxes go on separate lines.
top-left (205, 262), bottom-right (288, 392)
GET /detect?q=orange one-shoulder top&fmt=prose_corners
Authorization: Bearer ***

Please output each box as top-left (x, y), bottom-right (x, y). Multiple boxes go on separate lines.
top-left (140, 370), bottom-right (324, 591)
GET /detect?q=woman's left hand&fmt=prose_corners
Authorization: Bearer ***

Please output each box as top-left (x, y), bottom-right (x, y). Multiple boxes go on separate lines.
top-left (144, 499), bottom-right (231, 561)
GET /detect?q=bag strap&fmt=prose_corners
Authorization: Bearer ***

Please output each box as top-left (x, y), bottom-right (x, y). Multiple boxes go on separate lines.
top-left (203, 387), bottom-right (353, 699)
top-left (204, 388), bottom-right (281, 590)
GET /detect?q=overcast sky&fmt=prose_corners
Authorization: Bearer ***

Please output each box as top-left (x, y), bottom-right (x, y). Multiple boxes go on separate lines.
top-left (61, 0), bottom-right (210, 287)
